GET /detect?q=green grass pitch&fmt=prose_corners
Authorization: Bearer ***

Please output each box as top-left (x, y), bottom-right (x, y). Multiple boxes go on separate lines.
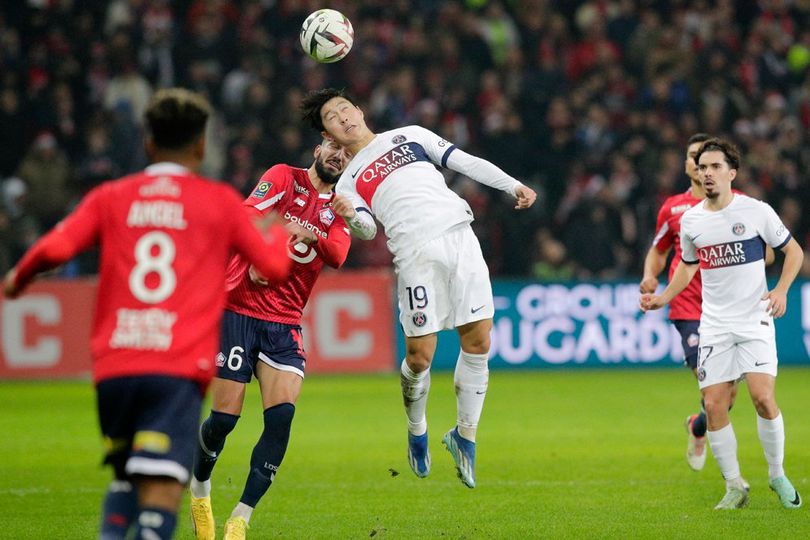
top-left (1, 368), bottom-right (808, 539)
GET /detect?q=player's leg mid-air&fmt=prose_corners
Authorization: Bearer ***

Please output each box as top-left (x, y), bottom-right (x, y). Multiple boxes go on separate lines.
top-left (401, 318), bottom-right (490, 489)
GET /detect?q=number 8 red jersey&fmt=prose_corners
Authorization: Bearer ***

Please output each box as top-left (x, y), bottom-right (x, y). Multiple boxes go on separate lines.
top-left (11, 163), bottom-right (291, 387)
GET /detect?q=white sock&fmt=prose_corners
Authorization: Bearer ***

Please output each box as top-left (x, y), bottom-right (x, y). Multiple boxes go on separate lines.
top-left (400, 359), bottom-right (430, 436)
top-left (190, 477), bottom-right (211, 499)
top-left (231, 502), bottom-right (254, 523)
top-left (454, 350), bottom-right (489, 442)
top-left (757, 413), bottom-right (785, 480)
top-left (707, 423), bottom-right (742, 486)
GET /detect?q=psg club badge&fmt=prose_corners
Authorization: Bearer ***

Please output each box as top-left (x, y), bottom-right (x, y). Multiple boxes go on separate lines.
top-left (697, 367), bottom-right (706, 382)
top-left (215, 352), bottom-right (226, 368)
top-left (391, 134), bottom-right (406, 144)
top-left (412, 311), bottom-right (427, 327)
top-left (319, 207), bottom-right (335, 226)
top-left (732, 222), bottom-right (745, 236)
top-left (251, 181), bottom-right (271, 199)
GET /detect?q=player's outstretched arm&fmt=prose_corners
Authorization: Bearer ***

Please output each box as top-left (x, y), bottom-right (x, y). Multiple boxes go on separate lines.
top-left (640, 260), bottom-right (698, 313)
top-left (640, 245), bottom-right (670, 294)
top-left (762, 238), bottom-right (803, 318)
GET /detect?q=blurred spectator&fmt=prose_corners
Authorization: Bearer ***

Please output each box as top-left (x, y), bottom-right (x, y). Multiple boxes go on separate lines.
top-left (16, 132), bottom-right (72, 230)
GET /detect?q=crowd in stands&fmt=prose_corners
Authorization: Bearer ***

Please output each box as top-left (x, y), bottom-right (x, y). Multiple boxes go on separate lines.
top-left (2, 0), bottom-right (809, 278)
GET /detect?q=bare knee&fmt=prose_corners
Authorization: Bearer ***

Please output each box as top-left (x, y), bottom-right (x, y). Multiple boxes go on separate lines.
top-left (750, 392), bottom-right (779, 419)
top-left (458, 320), bottom-right (492, 355)
top-left (405, 346), bottom-right (433, 373)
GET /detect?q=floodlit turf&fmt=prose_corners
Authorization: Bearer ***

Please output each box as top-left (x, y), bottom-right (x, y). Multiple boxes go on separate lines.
top-left (1, 368), bottom-right (808, 538)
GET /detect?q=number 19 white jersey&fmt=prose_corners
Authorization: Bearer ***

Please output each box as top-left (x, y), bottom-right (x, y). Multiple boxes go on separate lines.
top-left (336, 125), bottom-right (520, 264)
top-left (680, 194), bottom-right (791, 335)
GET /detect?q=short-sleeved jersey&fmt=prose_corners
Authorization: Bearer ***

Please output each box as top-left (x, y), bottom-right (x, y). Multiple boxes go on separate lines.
top-left (335, 126), bottom-right (473, 263)
top-left (225, 165), bottom-right (351, 325)
top-left (651, 190), bottom-right (703, 320)
top-left (12, 163), bottom-right (290, 386)
top-left (680, 194), bottom-right (791, 335)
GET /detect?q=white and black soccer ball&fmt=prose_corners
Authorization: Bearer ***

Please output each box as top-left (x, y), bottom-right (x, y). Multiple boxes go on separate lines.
top-left (300, 9), bottom-right (354, 63)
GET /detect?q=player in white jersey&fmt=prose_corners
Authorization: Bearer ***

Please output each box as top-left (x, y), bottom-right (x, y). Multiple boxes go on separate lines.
top-left (641, 138), bottom-right (804, 510)
top-left (301, 88), bottom-right (537, 488)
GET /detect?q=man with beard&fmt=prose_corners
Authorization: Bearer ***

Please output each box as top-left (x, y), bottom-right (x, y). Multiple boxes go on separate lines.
top-left (189, 139), bottom-right (352, 539)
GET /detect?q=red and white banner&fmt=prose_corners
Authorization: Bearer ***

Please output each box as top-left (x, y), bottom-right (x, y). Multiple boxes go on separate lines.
top-left (0, 271), bottom-right (396, 379)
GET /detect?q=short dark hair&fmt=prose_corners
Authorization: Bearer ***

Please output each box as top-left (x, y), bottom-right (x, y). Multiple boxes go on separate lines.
top-left (694, 137), bottom-right (741, 170)
top-left (300, 88), bottom-right (356, 131)
top-left (687, 133), bottom-right (712, 146)
top-left (144, 88), bottom-right (211, 150)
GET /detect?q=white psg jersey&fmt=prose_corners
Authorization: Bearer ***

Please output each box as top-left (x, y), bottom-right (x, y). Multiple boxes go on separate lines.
top-left (336, 125), bottom-right (520, 263)
top-left (680, 194), bottom-right (791, 334)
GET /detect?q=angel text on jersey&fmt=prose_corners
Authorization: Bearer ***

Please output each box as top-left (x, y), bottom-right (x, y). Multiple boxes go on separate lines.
top-left (698, 237), bottom-right (764, 269)
top-left (127, 201), bottom-right (188, 230)
top-left (285, 211), bottom-right (327, 238)
top-left (354, 143), bottom-right (429, 183)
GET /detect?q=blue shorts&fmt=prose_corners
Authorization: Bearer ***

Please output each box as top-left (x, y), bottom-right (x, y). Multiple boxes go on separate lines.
top-left (216, 310), bottom-right (307, 382)
top-left (673, 320), bottom-right (700, 370)
top-left (96, 375), bottom-right (203, 484)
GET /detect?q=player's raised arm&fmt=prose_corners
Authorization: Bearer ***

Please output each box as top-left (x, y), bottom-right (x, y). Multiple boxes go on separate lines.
top-left (444, 148), bottom-right (536, 209)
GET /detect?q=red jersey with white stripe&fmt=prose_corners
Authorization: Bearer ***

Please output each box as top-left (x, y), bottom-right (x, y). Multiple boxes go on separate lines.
top-left (225, 165), bottom-right (351, 325)
top-left (651, 190), bottom-right (703, 320)
top-left (11, 163), bottom-right (291, 386)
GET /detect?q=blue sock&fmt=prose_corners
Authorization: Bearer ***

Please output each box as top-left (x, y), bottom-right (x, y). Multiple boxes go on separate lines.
top-left (132, 507), bottom-right (177, 540)
top-left (692, 411), bottom-right (707, 437)
top-left (99, 480), bottom-right (137, 540)
top-left (239, 403), bottom-right (295, 508)
top-left (193, 410), bottom-right (240, 482)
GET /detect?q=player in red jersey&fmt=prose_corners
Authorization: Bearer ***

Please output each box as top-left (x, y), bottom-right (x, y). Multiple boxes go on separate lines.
top-left (640, 133), bottom-right (772, 473)
top-left (188, 139), bottom-right (351, 540)
top-left (3, 89), bottom-right (291, 540)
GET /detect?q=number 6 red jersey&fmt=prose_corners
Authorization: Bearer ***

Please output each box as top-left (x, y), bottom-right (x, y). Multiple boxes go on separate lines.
top-left (11, 163), bottom-right (291, 386)
top-left (224, 164), bottom-right (352, 325)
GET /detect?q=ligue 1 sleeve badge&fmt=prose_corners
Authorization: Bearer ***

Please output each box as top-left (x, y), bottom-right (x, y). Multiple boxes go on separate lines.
top-left (251, 181), bottom-right (271, 199)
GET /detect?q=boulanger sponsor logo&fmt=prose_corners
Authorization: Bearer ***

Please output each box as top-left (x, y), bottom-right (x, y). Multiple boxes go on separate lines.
top-left (284, 211), bottom-right (327, 238)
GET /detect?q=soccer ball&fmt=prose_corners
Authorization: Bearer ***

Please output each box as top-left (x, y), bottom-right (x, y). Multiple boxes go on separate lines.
top-left (300, 9), bottom-right (354, 63)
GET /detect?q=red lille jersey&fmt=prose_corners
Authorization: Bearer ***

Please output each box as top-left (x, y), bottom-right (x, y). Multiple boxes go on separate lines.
top-left (651, 190), bottom-right (703, 320)
top-left (12, 163), bottom-right (291, 386)
top-left (225, 165), bottom-right (351, 325)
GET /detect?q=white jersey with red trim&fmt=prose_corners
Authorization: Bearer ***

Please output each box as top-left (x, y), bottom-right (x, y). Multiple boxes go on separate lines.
top-left (336, 125), bottom-right (521, 264)
top-left (680, 194), bottom-right (791, 335)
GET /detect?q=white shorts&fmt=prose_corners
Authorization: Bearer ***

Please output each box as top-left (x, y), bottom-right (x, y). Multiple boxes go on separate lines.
top-left (395, 225), bottom-right (494, 337)
top-left (697, 330), bottom-right (778, 389)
